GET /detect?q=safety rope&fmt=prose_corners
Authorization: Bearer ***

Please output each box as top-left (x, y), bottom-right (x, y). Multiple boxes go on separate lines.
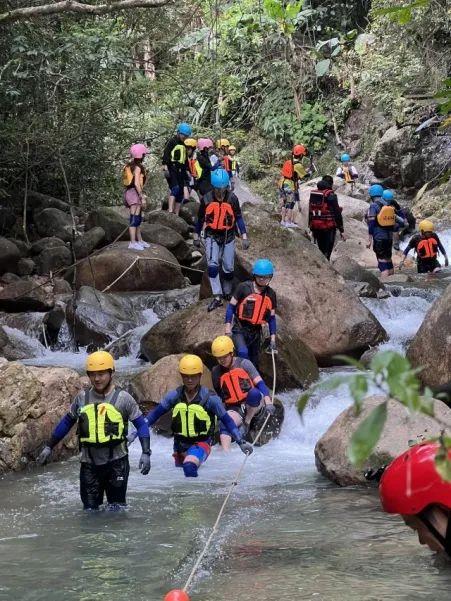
top-left (181, 349), bottom-right (277, 595)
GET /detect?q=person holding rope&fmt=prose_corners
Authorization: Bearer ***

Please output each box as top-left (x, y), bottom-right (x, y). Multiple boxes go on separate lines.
top-left (36, 351), bottom-right (151, 510)
top-left (162, 122), bottom-right (192, 214)
top-left (194, 168), bottom-right (249, 313)
top-left (128, 355), bottom-right (253, 478)
top-left (225, 258), bottom-right (277, 370)
top-left (122, 143), bottom-right (150, 251)
top-left (211, 336), bottom-right (275, 449)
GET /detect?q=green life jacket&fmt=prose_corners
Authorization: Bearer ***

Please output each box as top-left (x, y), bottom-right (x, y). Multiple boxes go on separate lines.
top-left (78, 389), bottom-right (126, 447)
top-left (170, 144), bottom-right (187, 165)
top-left (171, 386), bottom-right (216, 441)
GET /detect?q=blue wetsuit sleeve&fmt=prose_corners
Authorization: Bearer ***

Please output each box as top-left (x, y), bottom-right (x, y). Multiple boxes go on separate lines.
top-left (367, 203), bottom-right (377, 235)
top-left (132, 414), bottom-right (149, 438)
top-left (225, 302), bottom-right (236, 324)
top-left (268, 313), bottom-right (276, 335)
top-left (146, 393), bottom-right (176, 426)
top-left (49, 413), bottom-right (77, 448)
top-left (256, 380), bottom-right (270, 397)
top-left (236, 215), bottom-right (247, 235)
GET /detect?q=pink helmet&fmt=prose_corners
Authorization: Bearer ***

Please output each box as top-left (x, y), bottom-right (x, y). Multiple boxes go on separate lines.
top-left (130, 143), bottom-right (149, 159)
top-left (197, 138), bottom-right (213, 151)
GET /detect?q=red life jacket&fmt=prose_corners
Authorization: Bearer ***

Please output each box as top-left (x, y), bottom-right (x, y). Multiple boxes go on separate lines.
top-left (223, 155), bottom-right (232, 173)
top-left (220, 367), bottom-right (254, 405)
top-left (309, 189), bottom-right (336, 230)
top-left (417, 236), bottom-right (438, 259)
top-left (237, 292), bottom-right (273, 326)
top-left (205, 201), bottom-right (235, 231)
top-left (281, 160), bottom-right (294, 179)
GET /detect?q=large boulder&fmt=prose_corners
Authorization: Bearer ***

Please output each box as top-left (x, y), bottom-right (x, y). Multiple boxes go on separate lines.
top-left (0, 362), bottom-right (84, 473)
top-left (140, 299), bottom-right (318, 390)
top-left (332, 256), bottom-right (386, 298)
top-left (30, 236), bottom-right (66, 255)
top-left (17, 258), bottom-right (36, 276)
top-left (85, 207), bottom-right (128, 244)
top-left (66, 286), bottom-right (138, 348)
top-left (34, 208), bottom-right (74, 243)
top-left (72, 227), bottom-right (105, 259)
top-left (407, 283), bottom-right (451, 388)
top-left (26, 190), bottom-right (76, 215)
top-left (0, 237), bottom-right (20, 275)
top-left (130, 354), bottom-right (213, 435)
top-left (35, 245), bottom-right (73, 275)
top-left (0, 279), bottom-right (55, 312)
top-left (237, 209), bottom-right (387, 364)
top-left (139, 223), bottom-right (192, 263)
top-left (297, 181), bottom-right (369, 222)
top-left (75, 242), bottom-right (185, 292)
top-left (146, 210), bottom-right (190, 238)
top-left (314, 395), bottom-right (451, 486)
top-left (0, 324), bottom-right (47, 360)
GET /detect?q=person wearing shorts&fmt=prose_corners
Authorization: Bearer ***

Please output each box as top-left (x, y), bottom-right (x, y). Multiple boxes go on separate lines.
top-left (123, 143), bottom-right (150, 251)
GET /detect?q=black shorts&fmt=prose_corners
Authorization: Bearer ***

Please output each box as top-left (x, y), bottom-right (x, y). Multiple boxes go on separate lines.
top-left (417, 258), bottom-right (440, 273)
top-left (373, 239), bottom-right (393, 261)
top-left (80, 456), bottom-right (130, 510)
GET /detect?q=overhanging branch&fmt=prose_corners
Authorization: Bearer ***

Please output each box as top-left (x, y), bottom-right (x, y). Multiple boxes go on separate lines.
top-left (0, 0), bottom-right (171, 24)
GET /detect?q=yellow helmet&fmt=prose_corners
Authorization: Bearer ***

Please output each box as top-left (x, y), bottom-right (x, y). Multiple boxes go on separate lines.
top-left (216, 138), bottom-right (230, 148)
top-left (229, 145), bottom-right (236, 151)
top-left (211, 335), bottom-right (234, 358)
top-left (86, 351), bottom-right (115, 373)
top-left (419, 219), bottom-right (434, 233)
top-left (179, 354), bottom-right (204, 375)
top-left (184, 138), bottom-right (197, 148)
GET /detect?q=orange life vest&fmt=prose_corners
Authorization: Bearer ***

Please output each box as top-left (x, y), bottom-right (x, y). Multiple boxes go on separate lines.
top-left (220, 368), bottom-right (254, 405)
top-left (223, 155), bottom-right (232, 173)
top-left (342, 166), bottom-right (353, 183)
top-left (281, 159), bottom-right (294, 179)
top-left (188, 158), bottom-right (198, 178)
top-left (237, 292), bottom-right (273, 326)
top-left (205, 201), bottom-right (235, 231)
top-left (417, 237), bottom-right (438, 259)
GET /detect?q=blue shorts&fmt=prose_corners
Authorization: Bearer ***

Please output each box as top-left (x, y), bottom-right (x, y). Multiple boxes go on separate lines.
top-left (170, 185), bottom-right (184, 202)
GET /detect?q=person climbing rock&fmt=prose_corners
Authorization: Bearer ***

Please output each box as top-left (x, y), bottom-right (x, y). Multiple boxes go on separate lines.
top-left (194, 168), bottom-right (249, 312)
top-left (366, 184), bottom-right (406, 278)
top-left (228, 145), bottom-right (240, 191)
top-left (36, 351), bottom-right (151, 511)
top-left (211, 336), bottom-right (275, 451)
top-left (224, 258), bottom-right (277, 369)
top-left (336, 153), bottom-right (358, 191)
top-left (308, 175), bottom-right (345, 260)
top-left (194, 138), bottom-right (216, 199)
top-left (400, 219), bottom-right (448, 273)
top-left (129, 355), bottom-right (253, 477)
top-left (162, 122), bottom-right (192, 215)
top-left (380, 442), bottom-right (451, 558)
top-left (278, 144), bottom-right (309, 227)
top-left (123, 143), bottom-right (150, 251)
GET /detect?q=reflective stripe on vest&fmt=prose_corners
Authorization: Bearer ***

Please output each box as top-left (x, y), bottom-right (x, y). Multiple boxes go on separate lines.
top-left (417, 237), bottom-right (438, 259)
top-left (171, 402), bottom-right (212, 438)
top-left (220, 368), bottom-right (254, 405)
top-left (237, 292), bottom-right (273, 326)
top-left (78, 390), bottom-right (125, 446)
top-left (309, 189), bottom-right (336, 230)
top-left (171, 144), bottom-right (187, 164)
top-left (205, 201), bottom-right (235, 231)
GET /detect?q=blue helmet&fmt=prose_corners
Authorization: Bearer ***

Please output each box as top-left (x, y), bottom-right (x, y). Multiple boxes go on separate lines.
top-left (369, 184), bottom-right (384, 198)
top-left (252, 259), bottom-right (274, 277)
top-left (177, 122), bottom-right (192, 136)
top-left (382, 189), bottom-right (394, 201)
top-left (341, 153), bottom-right (351, 162)
top-left (211, 168), bottom-right (230, 189)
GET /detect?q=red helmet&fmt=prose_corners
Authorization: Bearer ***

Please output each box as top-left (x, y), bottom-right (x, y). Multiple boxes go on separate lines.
top-left (293, 144), bottom-right (307, 156)
top-left (380, 442), bottom-right (451, 515)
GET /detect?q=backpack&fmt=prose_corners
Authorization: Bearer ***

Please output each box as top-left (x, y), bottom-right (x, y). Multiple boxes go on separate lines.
top-left (122, 164), bottom-right (134, 187)
top-left (280, 160), bottom-right (294, 179)
top-left (376, 203), bottom-right (396, 227)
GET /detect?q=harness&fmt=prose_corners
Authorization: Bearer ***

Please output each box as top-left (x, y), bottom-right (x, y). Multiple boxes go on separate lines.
top-left (309, 189), bottom-right (336, 230)
top-left (171, 387), bottom-right (216, 442)
top-left (417, 236), bottom-right (438, 259)
top-left (78, 389), bottom-right (125, 448)
top-left (237, 290), bottom-right (273, 326)
top-left (220, 366), bottom-right (254, 405)
top-left (205, 200), bottom-right (235, 231)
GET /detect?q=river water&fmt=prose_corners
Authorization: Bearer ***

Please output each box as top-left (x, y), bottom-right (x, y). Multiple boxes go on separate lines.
top-left (1, 235), bottom-right (451, 600)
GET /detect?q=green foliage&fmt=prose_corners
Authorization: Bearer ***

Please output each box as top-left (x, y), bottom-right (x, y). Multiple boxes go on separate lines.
top-left (298, 350), bottom-right (451, 476)
top-left (436, 78), bottom-right (451, 116)
top-left (373, 0), bottom-right (430, 25)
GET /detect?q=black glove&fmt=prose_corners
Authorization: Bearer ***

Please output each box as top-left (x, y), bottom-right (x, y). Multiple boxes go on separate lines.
top-left (193, 238), bottom-right (201, 248)
top-left (242, 238), bottom-right (250, 251)
top-left (37, 445), bottom-right (52, 465)
top-left (265, 403), bottom-right (276, 416)
top-left (238, 440), bottom-right (253, 455)
top-left (139, 452), bottom-right (151, 475)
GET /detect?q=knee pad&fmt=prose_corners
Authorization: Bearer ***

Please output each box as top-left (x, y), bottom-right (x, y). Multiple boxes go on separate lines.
top-left (208, 264), bottom-right (219, 278)
top-left (188, 443), bottom-right (210, 464)
top-left (183, 461), bottom-right (198, 478)
top-left (236, 346), bottom-right (249, 359)
top-left (246, 388), bottom-right (263, 407)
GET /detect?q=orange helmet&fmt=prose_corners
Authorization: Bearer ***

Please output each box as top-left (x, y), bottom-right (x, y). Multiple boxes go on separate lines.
top-left (293, 144), bottom-right (307, 157)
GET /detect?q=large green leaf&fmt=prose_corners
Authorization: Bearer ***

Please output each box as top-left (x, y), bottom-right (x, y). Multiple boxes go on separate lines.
top-left (315, 59), bottom-right (330, 77)
top-left (347, 401), bottom-right (387, 467)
